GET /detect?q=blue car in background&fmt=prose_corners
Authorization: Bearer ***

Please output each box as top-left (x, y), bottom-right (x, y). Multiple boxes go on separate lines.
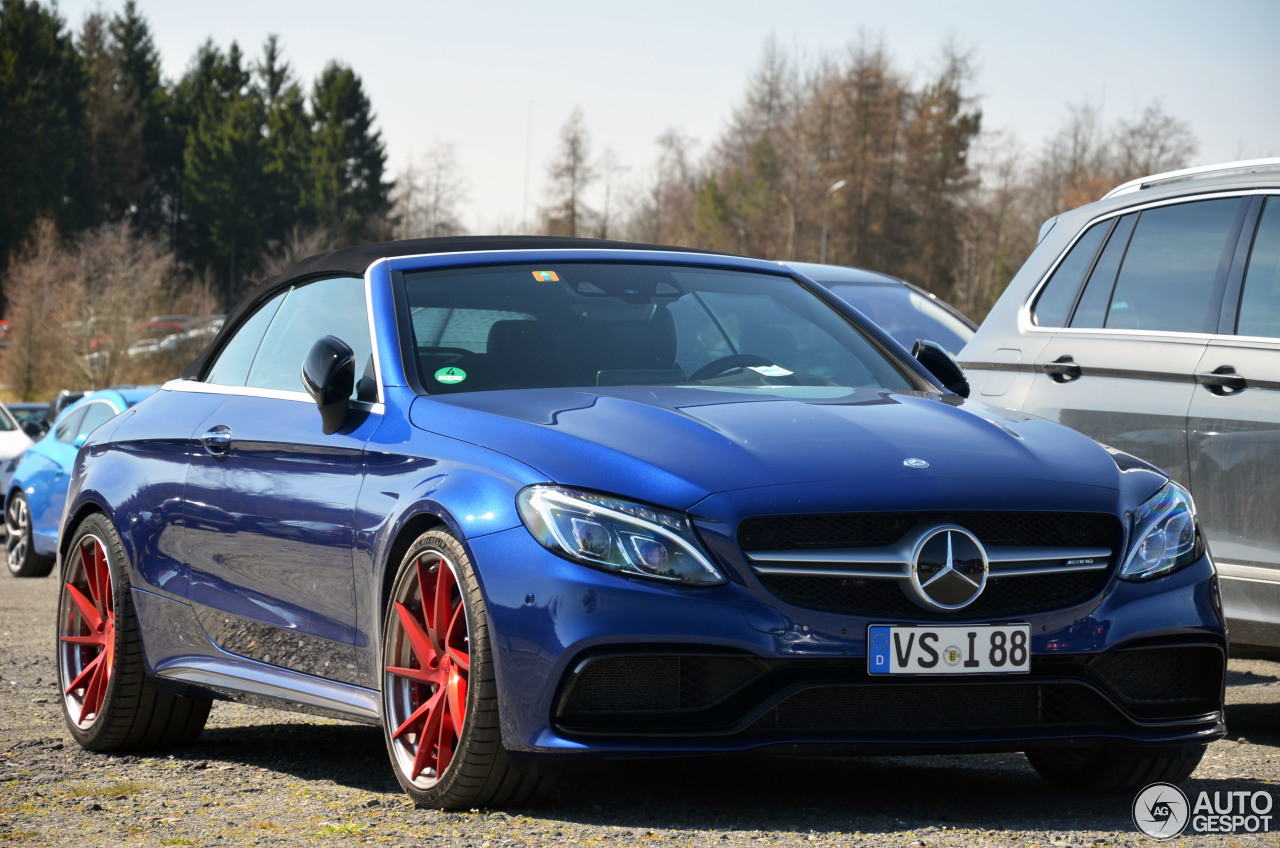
top-left (55, 238), bottom-right (1225, 810)
top-left (5, 386), bottom-right (156, 577)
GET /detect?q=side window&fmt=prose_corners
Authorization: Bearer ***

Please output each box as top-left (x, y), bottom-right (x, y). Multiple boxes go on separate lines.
top-left (1237, 197), bottom-right (1280, 339)
top-left (1032, 220), bottom-right (1109, 328)
top-left (75, 402), bottom-right (117, 441)
top-left (54, 408), bottom-right (88, 444)
top-left (206, 292), bottom-right (286, 386)
top-left (246, 277), bottom-right (373, 397)
top-left (1071, 215), bottom-right (1137, 329)
top-left (1104, 198), bottom-right (1242, 333)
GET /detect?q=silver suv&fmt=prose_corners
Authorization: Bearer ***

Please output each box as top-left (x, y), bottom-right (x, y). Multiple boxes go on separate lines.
top-left (961, 159), bottom-right (1280, 652)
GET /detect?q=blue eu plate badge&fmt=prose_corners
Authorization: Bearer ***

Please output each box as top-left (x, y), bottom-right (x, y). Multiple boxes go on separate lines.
top-left (868, 625), bottom-right (891, 675)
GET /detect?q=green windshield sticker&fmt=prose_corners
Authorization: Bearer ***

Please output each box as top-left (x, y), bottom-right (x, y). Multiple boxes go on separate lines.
top-left (434, 367), bottom-right (467, 384)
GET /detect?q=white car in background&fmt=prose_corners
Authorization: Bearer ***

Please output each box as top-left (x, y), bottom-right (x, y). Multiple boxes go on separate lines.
top-left (0, 403), bottom-right (34, 522)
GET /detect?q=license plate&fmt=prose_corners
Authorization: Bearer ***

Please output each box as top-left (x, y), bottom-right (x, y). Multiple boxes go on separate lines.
top-left (867, 624), bottom-right (1031, 675)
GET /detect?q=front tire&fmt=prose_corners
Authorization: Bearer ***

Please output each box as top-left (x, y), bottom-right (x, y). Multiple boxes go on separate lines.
top-left (57, 513), bottom-right (211, 750)
top-left (6, 491), bottom-right (54, 577)
top-left (1025, 744), bottom-right (1206, 792)
top-left (381, 529), bottom-right (550, 809)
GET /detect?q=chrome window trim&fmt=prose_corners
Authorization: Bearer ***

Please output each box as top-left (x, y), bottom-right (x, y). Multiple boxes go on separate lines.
top-left (161, 378), bottom-right (385, 416)
top-left (363, 269), bottom-right (385, 404)
top-left (1017, 189), bottom-right (1277, 337)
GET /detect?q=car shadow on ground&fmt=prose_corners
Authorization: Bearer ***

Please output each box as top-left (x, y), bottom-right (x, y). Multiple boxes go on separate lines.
top-left (170, 721), bottom-right (400, 794)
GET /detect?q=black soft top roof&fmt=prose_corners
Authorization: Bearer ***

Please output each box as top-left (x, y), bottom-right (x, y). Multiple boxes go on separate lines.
top-left (181, 236), bottom-right (723, 381)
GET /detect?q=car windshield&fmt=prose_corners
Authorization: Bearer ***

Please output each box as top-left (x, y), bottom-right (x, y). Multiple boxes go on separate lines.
top-left (824, 283), bottom-right (974, 356)
top-left (401, 262), bottom-right (917, 394)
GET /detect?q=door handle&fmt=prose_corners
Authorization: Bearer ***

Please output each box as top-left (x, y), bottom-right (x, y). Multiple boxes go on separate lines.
top-left (201, 425), bottom-right (232, 456)
top-left (1195, 365), bottom-right (1246, 395)
top-left (1042, 355), bottom-right (1082, 383)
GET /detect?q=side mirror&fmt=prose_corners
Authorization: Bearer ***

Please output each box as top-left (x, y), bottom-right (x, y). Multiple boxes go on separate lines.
top-left (912, 339), bottom-right (970, 398)
top-left (21, 421), bottom-right (44, 439)
top-left (302, 335), bottom-right (355, 435)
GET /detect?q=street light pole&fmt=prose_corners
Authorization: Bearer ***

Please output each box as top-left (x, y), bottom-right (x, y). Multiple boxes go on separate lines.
top-left (820, 179), bottom-right (848, 264)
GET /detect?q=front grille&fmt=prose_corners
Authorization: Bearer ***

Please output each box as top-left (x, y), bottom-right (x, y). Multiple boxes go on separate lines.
top-left (740, 511), bottom-right (1121, 620)
top-left (759, 570), bottom-right (1108, 620)
top-left (739, 511), bottom-right (1116, 551)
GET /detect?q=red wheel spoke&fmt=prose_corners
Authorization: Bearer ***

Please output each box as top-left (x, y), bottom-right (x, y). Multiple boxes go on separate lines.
top-left (392, 687), bottom-right (440, 742)
top-left (60, 633), bottom-right (104, 646)
top-left (386, 664), bottom-right (440, 686)
top-left (79, 657), bottom-right (108, 724)
top-left (64, 651), bottom-right (104, 697)
top-left (65, 583), bottom-right (103, 632)
top-left (393, 601), bottom-right (437, 667)
top-left (430, 556), bottom-right (456, 653)
top-left (409, 687), bottom-right (446, 781)
top-left (436, 712), bottom-right (456, 774)
top-left (446, 605), bottom-right (469, 671)
top-left (447, 670), bottom-right (467, 728)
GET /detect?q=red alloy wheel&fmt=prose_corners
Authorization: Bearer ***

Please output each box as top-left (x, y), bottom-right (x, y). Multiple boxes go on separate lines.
top-left (58, 535), bottom-right (117, 728)
top-left (384, 551), bottom-right (470, 786)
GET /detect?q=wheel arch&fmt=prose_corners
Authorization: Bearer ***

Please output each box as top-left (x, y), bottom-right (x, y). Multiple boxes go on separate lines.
top-left (58, 497), bottom-right (112, 575)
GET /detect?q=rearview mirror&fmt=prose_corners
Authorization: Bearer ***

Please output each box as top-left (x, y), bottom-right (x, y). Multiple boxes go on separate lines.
top-left (302, 336), bottom-right (355, 434)
top-left (912, 339), bottom-right (970, 398)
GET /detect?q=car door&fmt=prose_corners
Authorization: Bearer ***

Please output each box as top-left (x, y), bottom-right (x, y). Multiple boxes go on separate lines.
top-left (1187, 194), bottom-right (1280, 645)
top-left (183, 276), bottom-right (380, 685)
top-left (1020, 197), bottom-right (1249, 486)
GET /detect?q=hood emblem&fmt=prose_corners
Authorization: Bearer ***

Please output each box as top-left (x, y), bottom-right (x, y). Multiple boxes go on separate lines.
top-left (909, 527), bottom-right (988, 610)
top-left (903, 458), bottom-right (930, 469)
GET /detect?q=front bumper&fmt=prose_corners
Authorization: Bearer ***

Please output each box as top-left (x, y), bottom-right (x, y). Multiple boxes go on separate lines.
top-left (469, 527), bottom-right (1226, 758)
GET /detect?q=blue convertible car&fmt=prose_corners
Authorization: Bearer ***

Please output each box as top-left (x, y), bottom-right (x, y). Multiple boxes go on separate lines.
top-left (57, 238), bottom-right (1225, 809)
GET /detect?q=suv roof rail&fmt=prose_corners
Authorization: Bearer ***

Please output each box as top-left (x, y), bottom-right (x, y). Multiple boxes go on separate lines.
top-left (1103, 158), bottom-right (1280, 199)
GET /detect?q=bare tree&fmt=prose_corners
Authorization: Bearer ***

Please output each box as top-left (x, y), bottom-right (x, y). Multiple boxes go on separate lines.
top-left (1111, 102), bottom-right (1197, 180)
top-left (393, 142), bottom-right (469, 239)
top-left (1, 221), bottom-right (219, 398)
top-left (541, 108), bottom-right (597, 237)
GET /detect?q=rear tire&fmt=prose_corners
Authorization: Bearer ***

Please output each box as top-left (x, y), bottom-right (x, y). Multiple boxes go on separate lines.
top-left (57, 513), bottom-right (211, 751)
top-left (381, 529), bottom-right (553, 809)
top-left (6, 492), bottom-right (54, 577)
top-left (1026, 744), bottom-right (1205, 792)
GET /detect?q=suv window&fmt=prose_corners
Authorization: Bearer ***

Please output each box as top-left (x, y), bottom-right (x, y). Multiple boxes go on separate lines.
top-left (1237, 197), bottom-right (1280, 339)
top-left (1071, 214), bottom-right (1137, 329)
top-left (1104, 199), bottom-right (1242, 333)
top-left (1031, 220), bottom-right (1109, 328)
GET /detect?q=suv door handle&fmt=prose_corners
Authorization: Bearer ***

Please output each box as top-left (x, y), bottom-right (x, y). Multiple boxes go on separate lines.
top-left (1042, 355), bottom-right (1082, 382)
top-left (201, 425), bottom-right (232, 456)
top-left (1195, 365), bottom-right (1247, 395)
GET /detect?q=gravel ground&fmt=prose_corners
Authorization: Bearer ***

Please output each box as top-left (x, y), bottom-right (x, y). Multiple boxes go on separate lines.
top-left (3, 574), bottom-right (1278, 847)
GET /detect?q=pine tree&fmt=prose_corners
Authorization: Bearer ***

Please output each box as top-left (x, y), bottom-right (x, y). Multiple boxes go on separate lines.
top-left (0, 0), bottom-right (86, 284)
top-left (308, 61), bottom-right (390, 245)
top-left (109, 0), bottom-right (177, 240)
top-left (541, 107), bottom-right (596, 237)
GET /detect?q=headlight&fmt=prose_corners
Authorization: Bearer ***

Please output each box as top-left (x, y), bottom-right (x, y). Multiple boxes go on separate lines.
top-left (1119, 481), bottom-right (1203, 581)
top-left (517, 486), bottom-right (726, 585)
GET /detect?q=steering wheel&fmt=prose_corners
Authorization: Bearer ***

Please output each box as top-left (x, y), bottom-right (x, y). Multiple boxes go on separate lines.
top-left (689, 353), bottom-right (777, 381)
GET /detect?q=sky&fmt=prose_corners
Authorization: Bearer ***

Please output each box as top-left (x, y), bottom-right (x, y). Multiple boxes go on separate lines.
top-left (50, 0), bottom-right (1280, 234)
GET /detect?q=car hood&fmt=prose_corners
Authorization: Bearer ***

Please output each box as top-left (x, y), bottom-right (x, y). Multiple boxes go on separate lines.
top-left (409, 386), bottom-right (1126, 512)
